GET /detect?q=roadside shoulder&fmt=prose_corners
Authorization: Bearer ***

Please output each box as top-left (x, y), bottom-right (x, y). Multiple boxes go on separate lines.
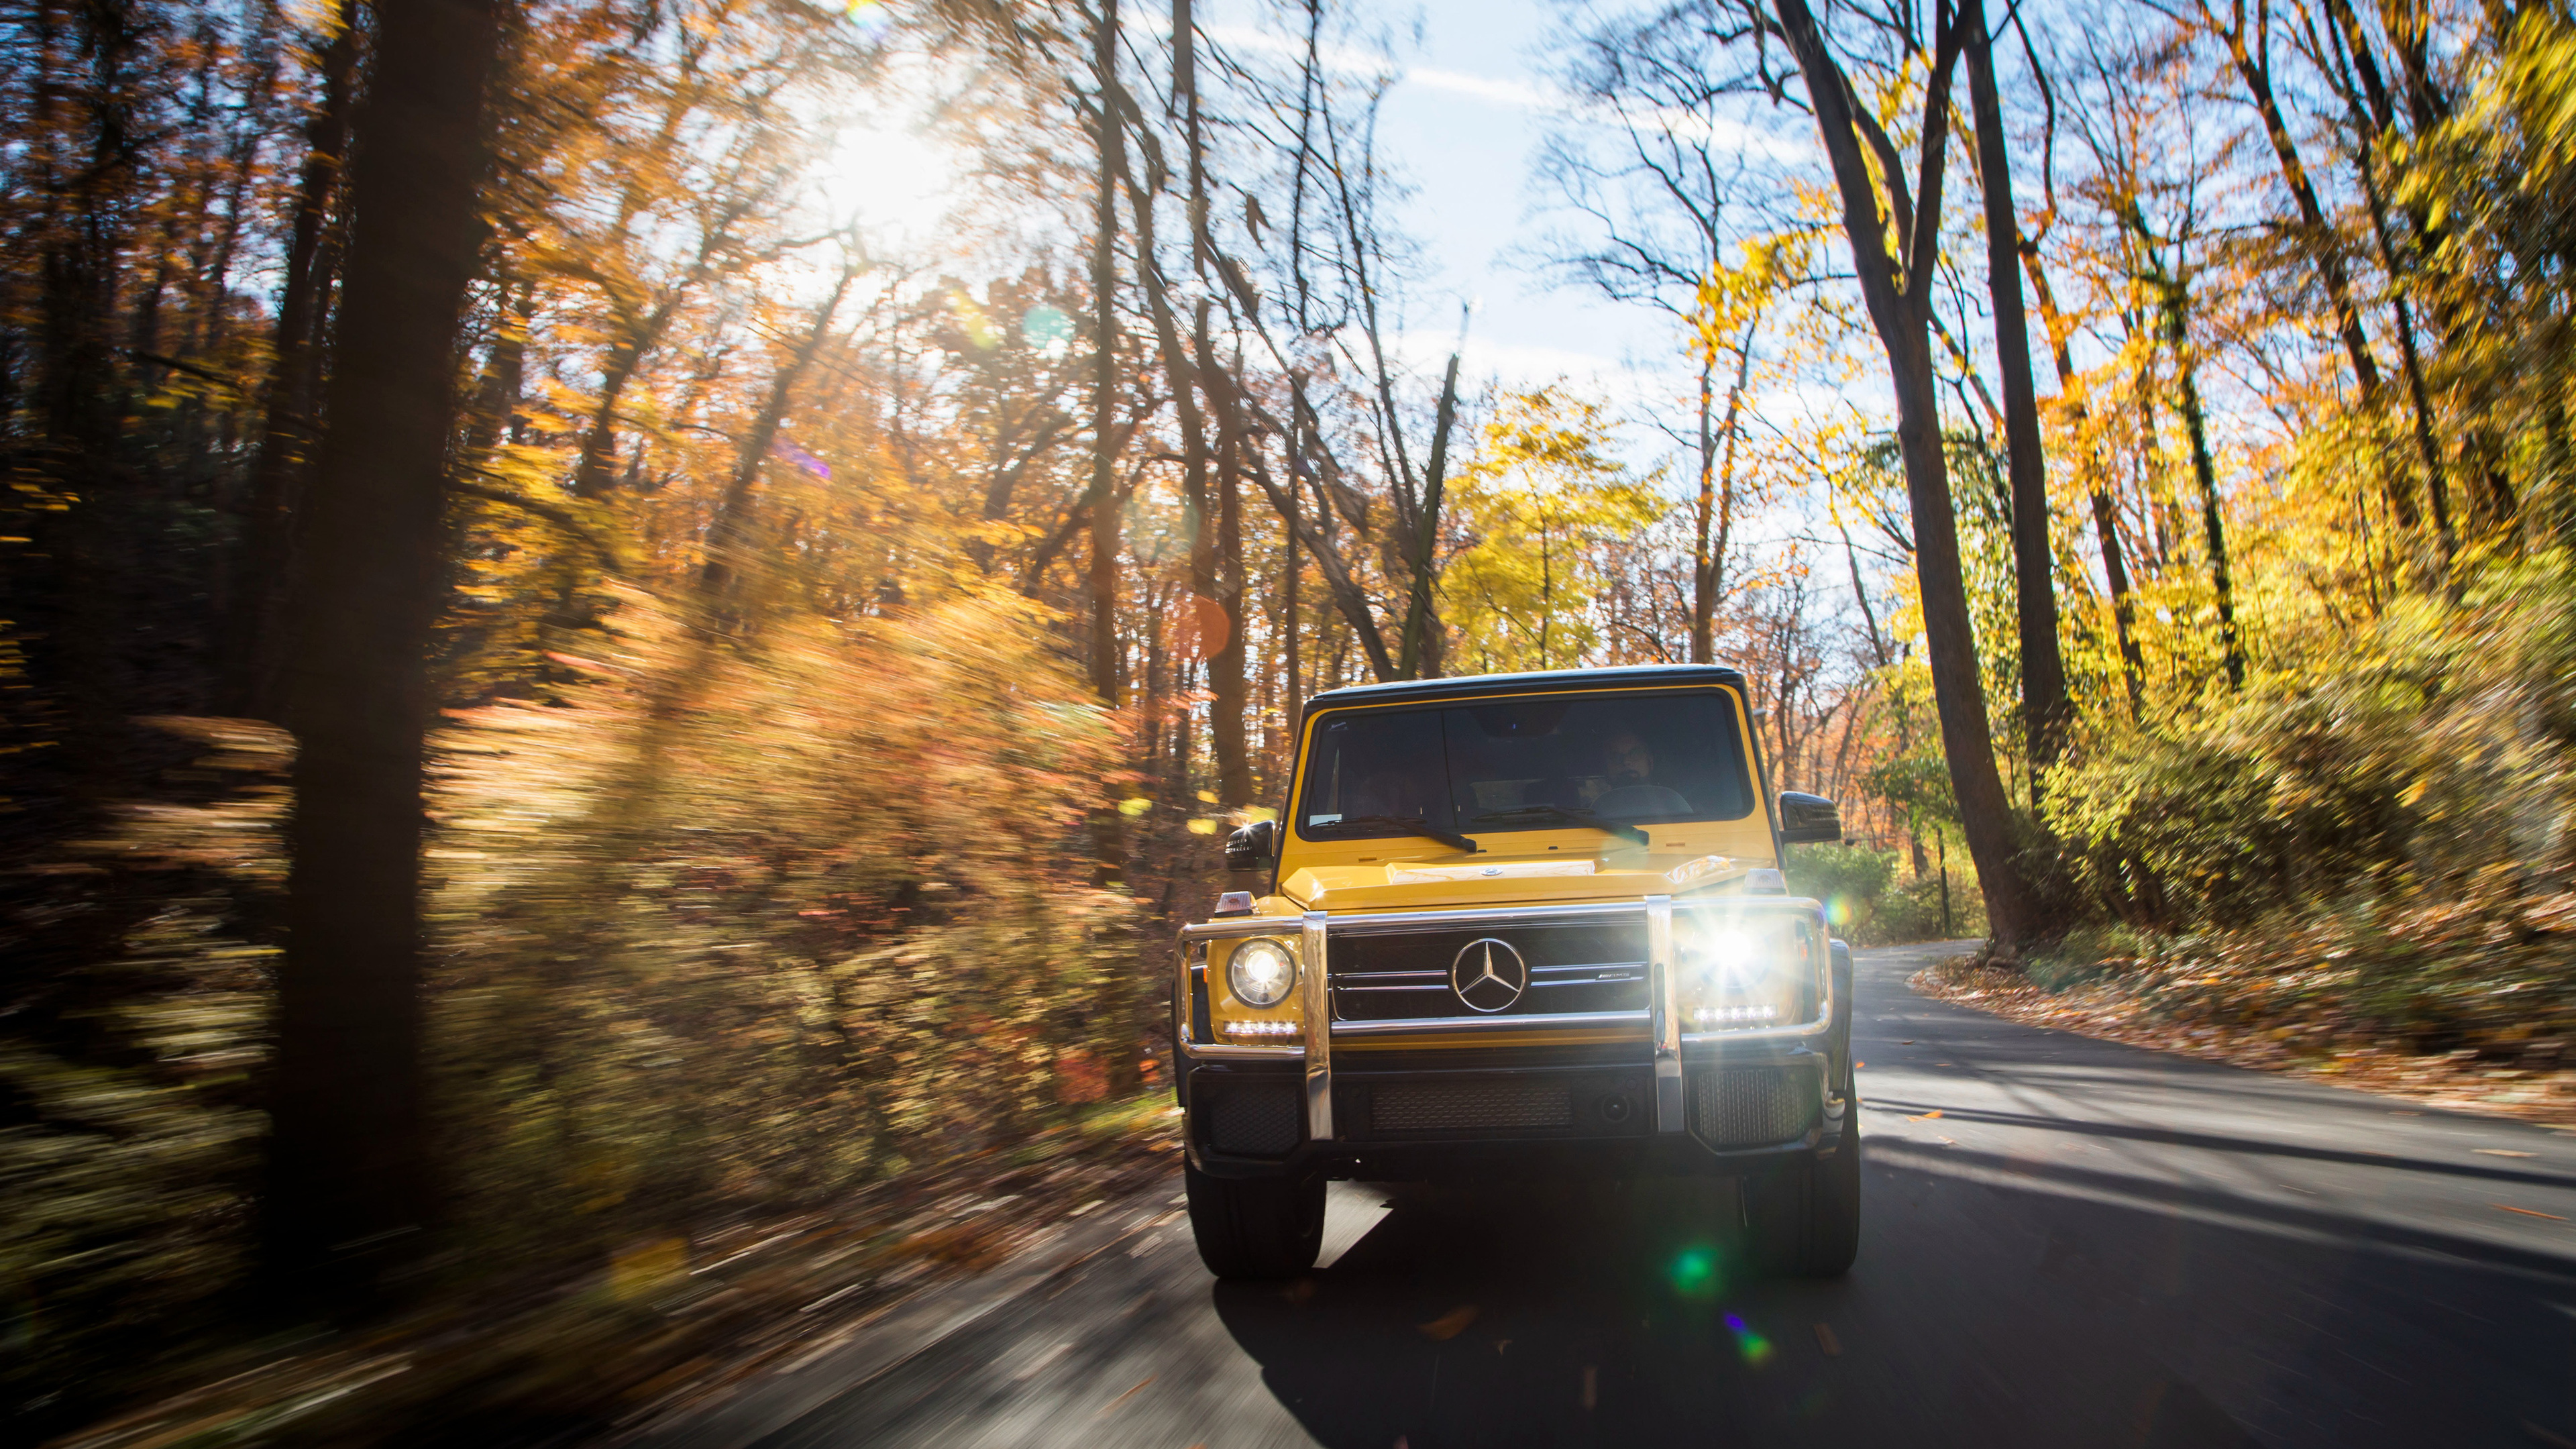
top-left (1910, 957), bottom-right (2576, 1129)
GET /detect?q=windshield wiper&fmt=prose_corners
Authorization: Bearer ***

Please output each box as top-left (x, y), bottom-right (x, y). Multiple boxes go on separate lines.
top-left (1313, 814), bottom-right (1481, 855)
top-left (1469, 804), bottom-right (1651, 847)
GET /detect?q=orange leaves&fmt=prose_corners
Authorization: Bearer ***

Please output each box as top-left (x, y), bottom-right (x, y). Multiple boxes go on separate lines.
top-left (1416, 1305), bottom-right (1481, 1340)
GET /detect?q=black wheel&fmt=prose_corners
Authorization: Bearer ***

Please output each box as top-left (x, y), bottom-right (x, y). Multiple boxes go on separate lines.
top-left (1744, 1125), bottom-right (1862, 1278)
top-left (1185, 1160), bottom-right (1325, 1279)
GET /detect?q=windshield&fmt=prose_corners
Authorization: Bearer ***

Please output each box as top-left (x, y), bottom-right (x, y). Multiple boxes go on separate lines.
top-left (1294, 690), bottom-right (1755, 843)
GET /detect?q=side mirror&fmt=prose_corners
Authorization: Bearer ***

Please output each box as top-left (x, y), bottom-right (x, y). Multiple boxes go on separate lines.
top-left (1778, 791), bottom-right (1841, 845)
top-left (1224, 819), bottom-right (1278, 871)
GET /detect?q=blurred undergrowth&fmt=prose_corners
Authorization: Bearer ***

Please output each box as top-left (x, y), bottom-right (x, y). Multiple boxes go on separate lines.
top-left (1, 588), bottom-right (1155, 1425)
top-left (2025, 552), bottom-right (2576, 1063)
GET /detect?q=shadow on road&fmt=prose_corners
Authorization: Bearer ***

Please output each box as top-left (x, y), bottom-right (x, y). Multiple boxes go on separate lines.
top-left (1205, 1141), bottom-right (2573, 1449)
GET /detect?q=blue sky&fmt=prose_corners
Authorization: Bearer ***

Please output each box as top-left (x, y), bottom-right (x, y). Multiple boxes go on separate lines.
top-left (835, 0), bottom-right (1723, 467)
top-left (1325, 0), bottom-right (1701, 425)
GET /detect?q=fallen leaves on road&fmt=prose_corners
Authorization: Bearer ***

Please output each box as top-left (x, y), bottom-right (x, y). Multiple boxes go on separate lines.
top-left (2476, 1148), bottom-right (2536, 1158)
top-left (1813, 1324), bottom-right (1842, 1356)
top-left (1096, 1376), bottom-right (1155, 1416)
top-left (1906, 1109), bottom-right (1944, 1121)
top-left (1417, 1305), bottom-right (1480, 1340)
top-left (2492, 1203), bottom-right (2568, 1221)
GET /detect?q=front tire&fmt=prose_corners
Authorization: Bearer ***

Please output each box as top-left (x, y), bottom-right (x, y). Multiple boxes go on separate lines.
top-left (1745, 1126), bottom-right (1862, 1278)
top-left (1185, 1161), bottom-right (1324, 1279)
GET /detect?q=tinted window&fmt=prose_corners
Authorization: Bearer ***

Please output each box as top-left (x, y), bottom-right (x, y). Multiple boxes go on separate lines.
top-left (1296, 690), bottom-right (1754, 841)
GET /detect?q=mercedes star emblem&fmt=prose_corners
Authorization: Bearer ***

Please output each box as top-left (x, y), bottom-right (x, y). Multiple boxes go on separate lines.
top-left (1450, 936), bottom-right (1528, 1013)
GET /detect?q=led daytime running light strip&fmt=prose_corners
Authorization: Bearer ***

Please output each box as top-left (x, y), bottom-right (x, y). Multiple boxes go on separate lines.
top-left (1691, 1004), bottom-right (1779, 1026)
top-left (1219, 1018), bottom-right (1301, 1038)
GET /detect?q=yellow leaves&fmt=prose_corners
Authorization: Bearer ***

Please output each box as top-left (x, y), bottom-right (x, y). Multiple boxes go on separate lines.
top-left (1690, 229), bottom-right (1816, 364)
top-left (1442, 386), bottom-right (1662, 674)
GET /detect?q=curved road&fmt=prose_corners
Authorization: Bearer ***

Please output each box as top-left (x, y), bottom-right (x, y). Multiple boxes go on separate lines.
top-left (642, 944), bottom-right (2576, 1448)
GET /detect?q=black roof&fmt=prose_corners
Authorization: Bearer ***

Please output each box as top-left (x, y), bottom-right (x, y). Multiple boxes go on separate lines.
top-left (1301, 663), bottom-right (1748, 716)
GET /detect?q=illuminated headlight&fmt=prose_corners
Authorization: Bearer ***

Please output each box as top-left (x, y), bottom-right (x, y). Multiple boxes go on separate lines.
top-left (1226, 937), bottom-right (1299, 1008)
top-left (1674, 911), bottom-right (1817, 1031)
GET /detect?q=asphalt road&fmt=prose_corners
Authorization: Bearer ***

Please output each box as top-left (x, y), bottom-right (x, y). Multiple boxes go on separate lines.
top-left (641, 943), bottom-right (2576, 1449)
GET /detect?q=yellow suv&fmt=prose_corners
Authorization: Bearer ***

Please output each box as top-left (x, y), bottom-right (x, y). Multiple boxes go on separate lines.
top-left (1173, 665), bottom-right (1857, 1279)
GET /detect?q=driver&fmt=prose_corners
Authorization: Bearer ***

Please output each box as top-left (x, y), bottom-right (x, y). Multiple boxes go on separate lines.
top-left (1592, 730), bottom-right (1693, 817)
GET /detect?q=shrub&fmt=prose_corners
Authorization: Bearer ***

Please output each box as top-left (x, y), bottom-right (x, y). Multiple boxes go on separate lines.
top-left (1783, 841), bottom-right (1984, 945)
top-left (1786, 843), bottom-right (1894, 936)
top-left (2046, 552), bottom-right (2576, 932)
top-left (1866, 869), bottom-right (1986, 945)
top-left (2032, 552), bottom-right (2576, 1053)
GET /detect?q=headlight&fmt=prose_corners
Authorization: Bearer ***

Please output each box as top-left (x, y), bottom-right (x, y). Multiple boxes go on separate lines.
top-left (1226, 937), bottom-right (1298, 1008)
top-left (1674, 910), bottom-right (1817, 1030)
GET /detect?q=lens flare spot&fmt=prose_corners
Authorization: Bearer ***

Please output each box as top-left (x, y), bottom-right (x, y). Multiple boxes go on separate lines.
top-left (1022, 305), bottom-right (1075, 358)
top-left (1669, 1244), bottom-right (1719, 1298)
top-left (1724, 1311), bottom-right (1774, 1364)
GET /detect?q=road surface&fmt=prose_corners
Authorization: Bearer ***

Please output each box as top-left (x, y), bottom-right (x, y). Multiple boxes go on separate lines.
top-left (641, 943), bottom-right (2576, 1448)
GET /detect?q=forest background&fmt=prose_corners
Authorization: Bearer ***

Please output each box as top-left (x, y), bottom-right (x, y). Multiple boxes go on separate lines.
top-left (7, 0), bottom-right (2576, 1431)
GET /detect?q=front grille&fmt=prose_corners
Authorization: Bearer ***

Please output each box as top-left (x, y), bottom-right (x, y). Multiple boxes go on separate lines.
top-left (1329, 922), bottom-right (1648, 1022)
top-left (1371, 1078), bottom-right (1573, 1133)
top-left (1691, 1064), bottom-right (1819, 1148)
top-left (1208, 1083), bottom-right (1301, 1155)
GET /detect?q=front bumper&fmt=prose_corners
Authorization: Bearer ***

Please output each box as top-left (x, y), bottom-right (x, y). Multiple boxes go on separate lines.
top-left (1173, 898), bottom-right (1854, 1181)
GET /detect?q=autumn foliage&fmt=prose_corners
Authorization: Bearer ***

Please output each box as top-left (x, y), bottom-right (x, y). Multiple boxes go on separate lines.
top-left (8, 0), bottom-right (2576, 1430)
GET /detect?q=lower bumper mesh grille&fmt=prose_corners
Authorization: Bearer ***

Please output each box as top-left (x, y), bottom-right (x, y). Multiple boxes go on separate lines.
top-left (1692, 1065), bottom-right (1819, 1148)
top-left (1209, 1083), bottom-right (1301, 1155)
top-left (1372, 1078), bottom-right (1573, 1134)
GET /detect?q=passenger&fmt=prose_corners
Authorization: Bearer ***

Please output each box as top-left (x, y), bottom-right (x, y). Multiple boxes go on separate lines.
top-left (1592, 730), bottom-right (1693, 817)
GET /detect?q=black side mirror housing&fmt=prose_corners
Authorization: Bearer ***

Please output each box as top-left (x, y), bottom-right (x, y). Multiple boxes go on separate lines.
top-left (1224, 819), bottom-right (1278, 871)
top-left (1778, 791), bottom-right (1842, 846)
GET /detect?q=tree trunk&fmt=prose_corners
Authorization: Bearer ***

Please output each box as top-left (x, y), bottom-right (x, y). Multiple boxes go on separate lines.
top-left (2163, 287), bottom-right (2244, 690)
top-left (2018, 250), bottom-right (2145, 715)
top-left (1395, 350), bottom-right (1462, 680)
top-left (1174, 1), bottom-right (1254, 807)
top-left (699, 266), bottom-right (856, 608)
top-left (36, 0), bottom-right (148, 804)
top-left (1201, 313), bottom-right (1256, 807)
top-left (1690, 356), bottom-right (1717, 663)
top-left (1770, 0), bottom-right (2035, 951)
top-left (1962, 0), bottom-right (2069, 780)
top-left (227, 0), bottom-right (358, 718)
top-left (1087, 0), bottom-right (1126, 884)
top-left (2204, 3), bottom-right (2382, 400)
top-left (1283, 472), bottom-right (1301, 745)
top-left (266, 0), bottom-right (500, 1312)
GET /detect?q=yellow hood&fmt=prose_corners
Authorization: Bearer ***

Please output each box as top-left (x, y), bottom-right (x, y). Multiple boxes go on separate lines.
top-left (1277, 851), bottom-right (1756, 912)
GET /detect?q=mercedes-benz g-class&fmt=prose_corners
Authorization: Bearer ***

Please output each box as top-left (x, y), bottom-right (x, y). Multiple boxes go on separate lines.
top-left (1171, 665), bottom-right (1858, 1279)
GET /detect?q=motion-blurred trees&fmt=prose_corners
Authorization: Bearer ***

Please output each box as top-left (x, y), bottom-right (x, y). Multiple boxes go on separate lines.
top-left (11, 0), bottom-right (2576, 1426)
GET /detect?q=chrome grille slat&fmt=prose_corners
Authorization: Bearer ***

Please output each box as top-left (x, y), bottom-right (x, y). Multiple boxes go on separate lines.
top-left (1330, 923), bottom-right (1651, 1022)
